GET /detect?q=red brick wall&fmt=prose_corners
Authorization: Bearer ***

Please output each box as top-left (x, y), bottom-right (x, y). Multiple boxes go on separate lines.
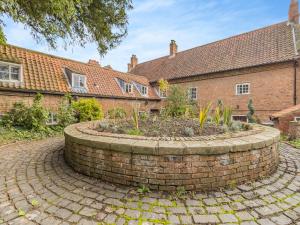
top-left (274, 111), bottom-right (300, 134)
top-left (159, 62), bottom-right (296, 123)
top-left (0, 91), bottom-right (159, 116)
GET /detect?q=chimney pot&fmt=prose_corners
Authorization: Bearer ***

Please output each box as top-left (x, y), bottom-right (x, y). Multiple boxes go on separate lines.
top-left (289, 0), bottom-right (299, 24)
top-left (169, 40), bottom-right (178, 57)
top-left (88, 59), bottom-right (101, 67)
top-left (128, 54), bottom-right (138, 72)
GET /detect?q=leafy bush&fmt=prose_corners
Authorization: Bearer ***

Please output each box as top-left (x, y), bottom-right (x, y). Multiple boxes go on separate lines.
top-left (165, 85), bottom-right (189, 117)
top-left (26, 93), bottom-right (49, 130)
top-left (1, 102), bottom-right (29, 127)
top-left (72, 98), bottom-right (104, 122)
top-left (1, 93), bottom-right (48, 131)
top-left (108, 107), bottom-right (127, 120)
top-left (57, 94), bottom-right (76, 127)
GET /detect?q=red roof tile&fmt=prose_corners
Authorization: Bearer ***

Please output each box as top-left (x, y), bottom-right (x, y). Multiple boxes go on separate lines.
top-left (131, 22), bottom-right (297, 82)
top-left (0, 44), bottom-right (159, 100)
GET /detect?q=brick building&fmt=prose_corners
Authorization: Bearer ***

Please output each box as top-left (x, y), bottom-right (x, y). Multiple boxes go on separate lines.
top-left (1, 0), bottom-right (300, 130)
top-left (0, 45), bottom-right (160, 120)
top-left (129, 0), bottom-right (300, 125)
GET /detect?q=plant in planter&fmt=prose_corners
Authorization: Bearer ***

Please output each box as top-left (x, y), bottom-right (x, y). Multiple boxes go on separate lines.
top-left (213, 106), bottom-right (221, 126)
top-left (247, 99), bottom-right (256, 123)
top-left (199, 103), bottom-right (211, 129)
top-left (223, 107), bottom-right (233, 127)
top-left (108, 107), bottom-right (127, 125)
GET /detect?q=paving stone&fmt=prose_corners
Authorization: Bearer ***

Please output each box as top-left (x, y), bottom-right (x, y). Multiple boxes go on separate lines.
top-left (219, 214), bottom-right (239, 223)
top-left (0, 139), bottom-right (299, 225)
top-left (270, 214), bottom-right (292, 225)
top-left (193, 215), bottom-right (220, 224)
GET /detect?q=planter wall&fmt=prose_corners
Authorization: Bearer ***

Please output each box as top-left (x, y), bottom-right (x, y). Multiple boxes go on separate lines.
top-left (64, 122), bottom-right (280, 191)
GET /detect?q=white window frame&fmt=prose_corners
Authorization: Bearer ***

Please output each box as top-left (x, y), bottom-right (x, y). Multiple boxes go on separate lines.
top-left (141, 86), bottom-right (148, 96)
top-left (125, 83), bottom-right (133, 93)
top-left (236, 83), bottom-right (250, 95)
top-left (294, 117), bottom-right (300, 122)
top-left (188, 87), bottom-right (197, 100)
top-left (158, 88), bottom-right (167, 98)
top-left (0, 61), bottom-right (22, 82)
top-left (72, 73), bottom-right (86, 88)
top-left (232, 115), bottom-right (248, 122)
top-left (46, 112), bottom-right (58, 125)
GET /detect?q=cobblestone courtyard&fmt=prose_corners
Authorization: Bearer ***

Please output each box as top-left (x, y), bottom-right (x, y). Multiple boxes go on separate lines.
top-left (0, 138), bottom-right (300, 225)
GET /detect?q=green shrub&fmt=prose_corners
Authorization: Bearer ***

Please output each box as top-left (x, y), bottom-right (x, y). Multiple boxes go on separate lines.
top-left (26, 93), bottom-right (49, 130)
top-left (108, 107), bottom-right (127, 120)
top-left (165, 85), bottom-right (189, 117)
top-left (72, 98), bottom-right (104, 122)
top-left (57, 94), bottom-right (76, 127)
top-left (1, 102), bottom-right (29, 127)
top-left (1, 93), bottom-right (48, 131)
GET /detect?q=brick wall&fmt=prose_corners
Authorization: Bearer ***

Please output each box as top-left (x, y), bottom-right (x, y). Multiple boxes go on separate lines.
top-left (157, 62), bottom-right (297, 123)
top-left (0, 90), bottom-right (159, 116)
top-left (65, 123), bottom-right (280, 191)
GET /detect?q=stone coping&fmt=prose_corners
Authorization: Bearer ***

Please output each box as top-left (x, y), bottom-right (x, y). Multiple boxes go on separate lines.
top-left (64, 122), bottom-right (280, 156)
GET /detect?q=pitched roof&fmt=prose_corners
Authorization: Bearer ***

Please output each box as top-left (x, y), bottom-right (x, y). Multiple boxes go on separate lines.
top-left (131, 22), bottom-right (297, 82)
top-left (272, 104), bottom-right (300, 118)
top-left (0, 44), bottom-right (159, 100)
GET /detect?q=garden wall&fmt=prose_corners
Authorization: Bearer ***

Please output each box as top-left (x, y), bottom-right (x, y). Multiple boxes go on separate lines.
top-left (64, 122), bottom-right (280, 191)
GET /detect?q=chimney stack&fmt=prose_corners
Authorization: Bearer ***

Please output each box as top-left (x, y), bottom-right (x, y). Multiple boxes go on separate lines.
top-left (169, 40), bottom-right (178, 57)
top-left (128, 54), bottom-right (138, 72)
top-left (88, 59), bottom-right (101, 67)
top-left (289, 0), bottom-right (299, 24)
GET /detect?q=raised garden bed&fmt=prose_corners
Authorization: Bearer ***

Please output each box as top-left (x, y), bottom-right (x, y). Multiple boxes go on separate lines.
top-left (95, 118), bottom-right (251, 137)
top-left (64, 120), bottom-right (280, 191)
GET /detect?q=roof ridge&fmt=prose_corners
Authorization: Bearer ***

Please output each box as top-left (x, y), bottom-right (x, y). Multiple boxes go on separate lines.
top-left (135, 21), bottom-right (289, 67)
top-left (2, 43), bottom-right (149, 79)
top-left (3, 43), bottom-right (97, 66)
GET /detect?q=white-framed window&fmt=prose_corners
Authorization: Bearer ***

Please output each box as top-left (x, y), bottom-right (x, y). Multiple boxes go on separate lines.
top-left (188, 87), bottom-right (197, 100)
top-left (232, 115), bottom-right (248, 122)
top-left (141, 86), bottom-right (148, 96)
top-left (236, 83), bottom-right (250, 95)
top-left (0, 62), bottom-right (22, 82)
top-left (125, 83), bottom-right (133, 93)
top-left (294, 117), bottom-right (300, 122)
top-left (159, 88), bottom-right (167, 98)
top-left (47, 112), bottom-right (58, 125)
top-left (134, 82), bottom-right (148, 96)
top-left (72, 73), bottom-right (86, 88)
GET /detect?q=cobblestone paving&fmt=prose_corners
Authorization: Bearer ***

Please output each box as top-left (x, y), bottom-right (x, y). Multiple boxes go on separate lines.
top-left (0, 138), bottom-right (300, 225)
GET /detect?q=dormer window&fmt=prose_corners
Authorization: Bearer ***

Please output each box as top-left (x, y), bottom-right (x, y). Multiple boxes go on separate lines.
top-left (125, 83), bottom-right (133, 93)
top-left (134, 82), bottom-right (148, 96)
top-left (72, 73), bottom-right (86, 88)
top-left (116, 78), bottom-right (133, 93)
top-left (0, 62), bottom-right (22, 82)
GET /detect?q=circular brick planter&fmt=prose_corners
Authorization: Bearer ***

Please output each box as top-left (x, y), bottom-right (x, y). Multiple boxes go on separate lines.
top-left (64, 121), bottom-right (280, 191)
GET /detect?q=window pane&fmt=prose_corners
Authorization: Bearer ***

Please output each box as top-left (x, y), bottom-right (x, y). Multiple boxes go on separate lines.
top-left (0, 65), bottom-right (9, 80)
top-left (11, 66), bottom-right (20, 80)
top-left (79, 77), bottom-right (85, 87)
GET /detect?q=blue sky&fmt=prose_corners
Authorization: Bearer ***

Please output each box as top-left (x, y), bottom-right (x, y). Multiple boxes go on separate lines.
top-left (3, 0), bottom-right (290, 72)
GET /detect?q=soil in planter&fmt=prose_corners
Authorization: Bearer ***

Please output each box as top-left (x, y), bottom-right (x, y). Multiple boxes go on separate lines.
top-left (95, 117), bottom-right (246, 137)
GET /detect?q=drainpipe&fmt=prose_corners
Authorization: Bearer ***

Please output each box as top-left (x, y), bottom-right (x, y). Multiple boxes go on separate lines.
top-left (294, 60), bottom-right (298, 105)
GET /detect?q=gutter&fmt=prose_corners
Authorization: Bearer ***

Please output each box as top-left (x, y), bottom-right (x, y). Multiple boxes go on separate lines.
top-left (0, 88), bottom-right (161, 101)
top-left (294, 60), bottom-right (298, 105)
